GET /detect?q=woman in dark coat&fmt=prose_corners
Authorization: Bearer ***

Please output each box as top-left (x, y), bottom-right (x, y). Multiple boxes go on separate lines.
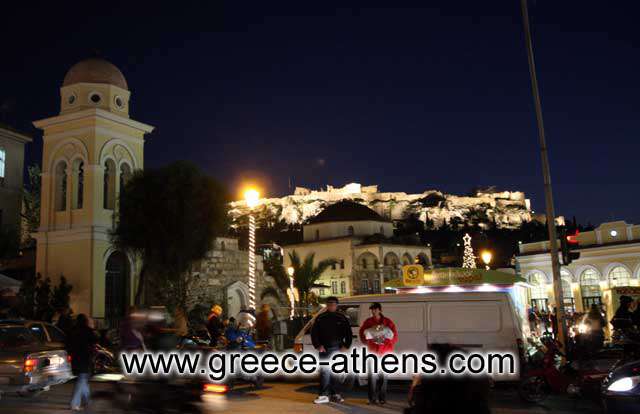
top-left (67, 314), bottom-right (98, 411)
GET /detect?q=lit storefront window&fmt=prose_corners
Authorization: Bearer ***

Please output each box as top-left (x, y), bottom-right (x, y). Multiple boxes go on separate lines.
top-left (580, 268), bottom-right (602, 309)
top-left (608, 266), bottom-right (631, 287)
top-left (529, 272), bottom-right (548, 311)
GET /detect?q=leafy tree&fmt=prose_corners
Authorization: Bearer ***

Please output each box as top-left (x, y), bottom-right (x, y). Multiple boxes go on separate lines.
top-left (112, 161), bottom-right (228, 309)
top-left (286, 250), bottom-right (336, 307)
top-left (51, 275), bottom-right (73, 311)
top-left (263, 256), bottom-right (291, 296)
top-left (21, 164), bottom-right (41, 242)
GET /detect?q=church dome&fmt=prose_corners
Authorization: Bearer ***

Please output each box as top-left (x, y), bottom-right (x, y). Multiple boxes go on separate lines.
top-left (308, 200), bottom-right (388, 224)
top-left (62, 58), bottom-right (128, 90)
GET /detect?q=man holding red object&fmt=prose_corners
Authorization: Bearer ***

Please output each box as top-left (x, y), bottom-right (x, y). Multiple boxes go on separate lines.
top-left (358, 302), bottom-right (398, 405)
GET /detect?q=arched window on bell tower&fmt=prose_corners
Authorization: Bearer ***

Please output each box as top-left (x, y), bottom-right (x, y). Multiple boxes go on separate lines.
top-left (119, 163), bottom-right (132, 195)
top-left (72, 159), bottom-right (84, 209)
top-left (55, 161), bottom-right (68, 211)
top-left (103, 159), bottom-right (116, 210)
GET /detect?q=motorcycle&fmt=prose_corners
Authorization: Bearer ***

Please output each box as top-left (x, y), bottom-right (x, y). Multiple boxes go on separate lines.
top-left (518, 336), bottom-right (617, 403)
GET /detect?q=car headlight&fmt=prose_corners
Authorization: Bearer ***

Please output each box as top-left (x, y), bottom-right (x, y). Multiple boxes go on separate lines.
top-left (608, 376), bottom-right (640, 392)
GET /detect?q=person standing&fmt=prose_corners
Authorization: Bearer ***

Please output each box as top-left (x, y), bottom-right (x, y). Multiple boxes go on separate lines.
top-left (585, 303), bottom-right (606, 352)
top-left (206, 305), bottom-right (224, 347)
top-left (528, 306), bottom-right (539, 337)
top-left (311, 296), bottom-right (352, 404)
top-left (256, 304), bottom-right (273, 345)
top-left (56, 307), bottom-right (74, 338)
top-left (359, 302), bottom-right (398, 405)
top-left (174, 306), bottom-right (188, 337)
top-left (67, 314), bottom-right (98, 411)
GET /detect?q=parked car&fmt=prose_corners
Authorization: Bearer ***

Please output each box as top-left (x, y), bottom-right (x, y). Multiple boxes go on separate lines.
top-left (602, 358), bottom-right (640, 413)
top-left (294, 291), bottom-right (525, 383)
top-left (0, 323), bottom-right (73, 398)
top-left (0, 319), bottom-right (67, 347)
top-left (0, 319), bottom-right (115, 373)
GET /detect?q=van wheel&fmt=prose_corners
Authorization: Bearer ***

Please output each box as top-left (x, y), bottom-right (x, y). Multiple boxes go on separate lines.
top-left (518, 376), bottom-right (548, 403)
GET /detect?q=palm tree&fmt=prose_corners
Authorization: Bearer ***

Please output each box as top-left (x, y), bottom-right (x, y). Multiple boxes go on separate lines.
top-left (287, 250), bottom-right (337, 308)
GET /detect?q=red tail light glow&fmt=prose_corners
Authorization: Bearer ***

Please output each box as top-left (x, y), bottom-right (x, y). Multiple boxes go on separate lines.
top-left (203, 383), bottom-right (228, 393)
top-left (24, 358), bottom-right (37, 373)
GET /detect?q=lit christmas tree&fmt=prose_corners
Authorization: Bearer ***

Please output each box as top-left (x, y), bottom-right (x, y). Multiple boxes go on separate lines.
top-left (462, 233), bottom-right (477, 269)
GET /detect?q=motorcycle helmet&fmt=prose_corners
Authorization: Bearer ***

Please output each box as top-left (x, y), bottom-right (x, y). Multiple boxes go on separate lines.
top-left (236, 311), bottom-right (256, 330)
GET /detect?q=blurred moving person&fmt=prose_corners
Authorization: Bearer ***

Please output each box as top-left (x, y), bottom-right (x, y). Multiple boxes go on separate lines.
top-left (405, 343), bottom-right (491, 414)
top-left (68, 314), bottom-right (98, 411)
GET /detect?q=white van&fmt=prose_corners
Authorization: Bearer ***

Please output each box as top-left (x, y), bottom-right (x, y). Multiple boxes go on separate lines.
top-left (294, 291), bottom-right (524, 381)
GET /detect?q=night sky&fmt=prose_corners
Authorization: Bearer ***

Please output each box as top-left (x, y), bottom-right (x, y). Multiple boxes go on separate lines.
top-left (2, 2), bottom-right (638, 225)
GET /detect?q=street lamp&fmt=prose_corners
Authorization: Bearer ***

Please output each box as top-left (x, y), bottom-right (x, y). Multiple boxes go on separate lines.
top-left (244, 188), bottom-right (260, 310)
top-left (287, 266), bottom-right (295, 319)
top-left (481, 250), bottom-right (492, 270)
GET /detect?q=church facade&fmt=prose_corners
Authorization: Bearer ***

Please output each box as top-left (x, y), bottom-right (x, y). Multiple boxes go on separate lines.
top-left (33, 58), bottom-right (153, 325)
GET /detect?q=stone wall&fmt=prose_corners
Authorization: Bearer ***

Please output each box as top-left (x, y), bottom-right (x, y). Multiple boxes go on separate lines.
top-left (186, 237), bottom-right (286, 319)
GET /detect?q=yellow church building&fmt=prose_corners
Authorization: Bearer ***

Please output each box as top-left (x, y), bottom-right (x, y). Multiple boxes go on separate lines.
top-left (33, 58), bottom-right (154, 326)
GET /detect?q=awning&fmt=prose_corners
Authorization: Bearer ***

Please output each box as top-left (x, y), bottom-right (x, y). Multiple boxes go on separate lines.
top-left (386, 267), bottom-right (526, 288)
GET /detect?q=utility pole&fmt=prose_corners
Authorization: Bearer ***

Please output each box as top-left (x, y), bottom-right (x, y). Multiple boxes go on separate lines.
top-left (519, 0), bottom-right (567, 348)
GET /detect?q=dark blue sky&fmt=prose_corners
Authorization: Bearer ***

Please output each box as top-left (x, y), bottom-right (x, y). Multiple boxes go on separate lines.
top-left (2, 2), bottom-right (638, 225)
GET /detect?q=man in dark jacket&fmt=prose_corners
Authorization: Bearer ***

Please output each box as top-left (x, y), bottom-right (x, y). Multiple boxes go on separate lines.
top-left (311, 296), bottom-right (352, 404)
top-left (67, 314), bottom-right (98, 411)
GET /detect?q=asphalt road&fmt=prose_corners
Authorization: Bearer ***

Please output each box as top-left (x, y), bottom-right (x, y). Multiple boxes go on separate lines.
top-left (0, 379), bottom-right (605, 414)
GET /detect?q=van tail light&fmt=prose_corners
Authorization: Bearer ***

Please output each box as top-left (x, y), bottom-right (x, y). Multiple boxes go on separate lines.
top-left (203, 383), bottom-right (228, 393)
top-left (293, 343), bottom-right (303, 353)
top-left (67, 354), bottom-right (72, 364)
top-left (24, 357), bottom-right (38, 373)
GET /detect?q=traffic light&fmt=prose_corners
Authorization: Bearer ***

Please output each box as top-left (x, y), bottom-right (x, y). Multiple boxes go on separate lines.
top-left (560, 228), bottom-right (580, 265)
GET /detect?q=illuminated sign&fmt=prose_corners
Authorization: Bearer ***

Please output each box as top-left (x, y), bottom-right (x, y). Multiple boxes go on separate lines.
top-left (402, 264), bottom-right (424, 286)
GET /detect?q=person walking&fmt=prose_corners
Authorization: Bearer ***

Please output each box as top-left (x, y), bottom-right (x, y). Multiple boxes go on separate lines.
top-left (206, 304), bottom-right (225, 347)
top-left (311, 296), bottom-right (352, 404)
top-left (67, 314), bottom-right (98, 411)
top-left (358, 302), bottom-right (398, 405)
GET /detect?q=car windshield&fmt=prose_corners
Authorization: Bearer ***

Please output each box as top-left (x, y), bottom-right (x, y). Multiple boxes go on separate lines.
top-left (0, 326), bottom-right (37, 349)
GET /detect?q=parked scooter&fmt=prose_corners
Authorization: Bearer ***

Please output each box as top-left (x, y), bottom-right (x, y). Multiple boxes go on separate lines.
top-left (518, 336), bottom-right (618, 403)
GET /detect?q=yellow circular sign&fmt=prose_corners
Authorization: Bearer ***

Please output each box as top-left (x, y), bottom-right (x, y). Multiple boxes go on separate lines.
top-left (402, 264), bottom-right (424, 286)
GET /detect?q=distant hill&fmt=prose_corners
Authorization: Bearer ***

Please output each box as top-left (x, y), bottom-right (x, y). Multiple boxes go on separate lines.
top-left (229, 183), bottom-right (559, 230)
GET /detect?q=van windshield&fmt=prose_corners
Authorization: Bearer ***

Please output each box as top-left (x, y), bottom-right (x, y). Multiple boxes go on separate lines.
top-left (304, 305), bottom-right (360, 334)
top-left (338, 305), bottom-right (360, 327)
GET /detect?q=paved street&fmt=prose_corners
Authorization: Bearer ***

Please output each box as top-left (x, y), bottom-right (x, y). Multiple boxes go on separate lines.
top-left (0, 379), bottom-right (604, 414)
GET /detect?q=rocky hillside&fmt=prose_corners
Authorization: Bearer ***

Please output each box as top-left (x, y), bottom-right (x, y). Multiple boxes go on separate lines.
top-left (229, 183), bottom-right (551, 230)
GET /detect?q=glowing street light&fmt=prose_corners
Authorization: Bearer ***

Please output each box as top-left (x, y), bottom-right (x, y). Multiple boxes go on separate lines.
top-left (481, 250), bottom-right (493, 270)
top-left (244, 188), bottom-right (260, 310)
top-left (287, 266), bottom-right (295, 319)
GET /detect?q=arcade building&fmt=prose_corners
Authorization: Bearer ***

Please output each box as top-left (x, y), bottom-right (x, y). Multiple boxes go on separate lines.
top-left (516, 221), bottom-right (640, 323)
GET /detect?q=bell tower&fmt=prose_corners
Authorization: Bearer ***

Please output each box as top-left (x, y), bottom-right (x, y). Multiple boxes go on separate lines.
top-left (33, 58), bottom-right (154, 325)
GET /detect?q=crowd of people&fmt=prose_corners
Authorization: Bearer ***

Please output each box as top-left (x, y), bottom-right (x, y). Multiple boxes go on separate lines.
top-left (50, 295), bottom-right (500, 411)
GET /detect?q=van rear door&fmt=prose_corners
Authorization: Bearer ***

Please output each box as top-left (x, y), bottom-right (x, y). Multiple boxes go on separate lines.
top-left (426, 300), bottom-right (510, 351)
top-left (364, 302), bottom-right (427, 352)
